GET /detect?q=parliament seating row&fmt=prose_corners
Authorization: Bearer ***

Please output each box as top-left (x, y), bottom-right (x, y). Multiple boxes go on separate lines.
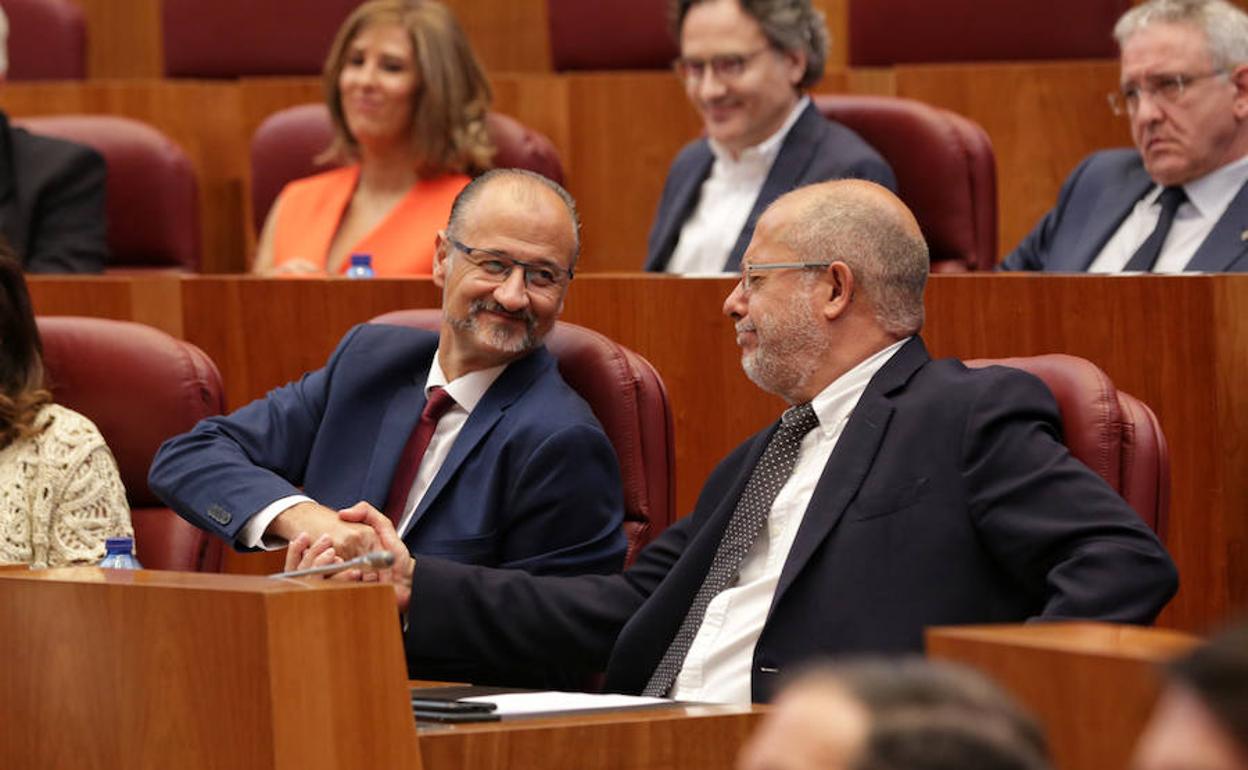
top-left (14, 93), bottom-right (1000, 273)
top-left (32, 312), bottom-right (1168, 573)
top-left (36, 313), bottom-right (678, 571)
top-left (2, 0), bottom-right (1134, 80)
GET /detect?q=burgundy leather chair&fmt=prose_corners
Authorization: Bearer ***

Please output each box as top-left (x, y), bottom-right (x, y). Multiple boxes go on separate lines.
top-left (14, 115), bottom-right (200, 272)
top-left (36, 317), bottom-right (227, 571)
top-left (546, 0), bottom-right (677, 70)
top-left (848, 0), bottom-right (1130, 66)
top-left (816, 94), bottom-right (998, 272)
top-left (0, 0), bottom-right (86, 80)
top-left (161, 0), bottom-right (357, 77)
top-left (371, 309), bottom-right (675, 565)
top-left (249, 103), bottom-right (565, 236)
top-left (966, 354), bottom-right (1169, 539)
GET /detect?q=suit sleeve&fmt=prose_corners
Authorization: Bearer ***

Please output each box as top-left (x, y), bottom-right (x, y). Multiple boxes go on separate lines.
top-left (999, 156), bottom-right (1094, 271)
top-left (405, 514), bottom-right (693, 687)
top-left (493, 421), bottom-right (628, 576)
top-left (961, 368), bottom-right (1178, 622)
top-left (24, 142), bottom-right (109, 274)
top-left (148, 326), bottom-right (364, 545)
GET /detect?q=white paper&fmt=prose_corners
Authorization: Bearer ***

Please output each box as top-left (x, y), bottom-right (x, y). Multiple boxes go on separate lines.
top-left (460, 691), bottom-right (669, 716)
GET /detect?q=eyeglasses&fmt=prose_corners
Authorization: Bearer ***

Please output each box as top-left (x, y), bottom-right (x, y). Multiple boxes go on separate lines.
top-left (1107, 69), bottom-right (1227, 116)
top-left (739, 261), bottom-right (831, 293)
top-left (449, 238), bottom-right (573, 292)
top-left (673, 47), bottom-right (771, 84)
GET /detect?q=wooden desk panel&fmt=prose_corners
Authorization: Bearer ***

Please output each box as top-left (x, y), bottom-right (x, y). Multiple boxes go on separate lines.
top-left (25, 274), bottom-right (1248, 632)
top-left (418, 705), bottom-right (763, 770)
top-left (928, 623), bottom-right (1199, 770)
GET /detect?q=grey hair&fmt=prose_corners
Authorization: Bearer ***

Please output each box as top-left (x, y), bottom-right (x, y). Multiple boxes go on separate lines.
top-left (777, 189), bottom-right (929, 337)
top-left (671, 0), bottom-right (829, 90)
top-left (446, 168), bottom-right (582, 267)
top-left (1114, 0), bottom-right (1248, 70)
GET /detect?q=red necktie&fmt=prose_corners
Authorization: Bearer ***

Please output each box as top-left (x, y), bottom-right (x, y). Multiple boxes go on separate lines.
top-left (383, 387), bottom-right (457, 526)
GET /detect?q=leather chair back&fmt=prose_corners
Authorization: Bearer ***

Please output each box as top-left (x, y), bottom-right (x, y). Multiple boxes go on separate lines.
top-left (14, 115), bottom-right (200, 272)
top-left (0, 0), bottom-right (86, 80)
top-left (249, 103), bottom-right (565, 236)
top-left (966, 354), bottom-right (1169, 539)
top-left (36, 317), bottom-right (227, 570)
top-left (371, 310), bottom-right (675, 565)
top-left (849, 0), bottom-right (1130, 66)
top-left (816, 94), bottom-right (998, 272)
top-left (162, 0), bottom-right (356, 77)
top-left (547, 0), bottom-right (677, 70)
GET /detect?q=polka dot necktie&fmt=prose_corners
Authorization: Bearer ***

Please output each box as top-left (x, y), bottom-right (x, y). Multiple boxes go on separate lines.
top-left (642, 401), bottom-right (819, 697)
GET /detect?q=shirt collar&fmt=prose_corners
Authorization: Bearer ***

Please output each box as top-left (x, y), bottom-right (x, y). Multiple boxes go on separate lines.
top-left (425, 351), bottom-right (509, 413)
top-left (807, 337), bottom-right (909, 439)
top-left (709, 95), bottom-right (810, 166)
top-left (1148, 153), bottom-right (1248, 218)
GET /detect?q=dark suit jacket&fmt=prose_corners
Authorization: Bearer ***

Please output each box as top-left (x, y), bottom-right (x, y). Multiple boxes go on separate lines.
top-left (404, 337), bottom-right (1178, 700)
top-left (148, 323), bottom-right (627, 575)
top-left (0, 110), bottom-right (108, 273)
top-left (1001, 148), bottom-right (1248, 272)
top-left (645, 101), bottom-right (897, 272)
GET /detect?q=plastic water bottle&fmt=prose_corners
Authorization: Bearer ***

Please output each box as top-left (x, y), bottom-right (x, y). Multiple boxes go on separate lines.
top-left (346, 253), bottom-right (375, 279)
top-left (98, 537), bottom-right (143, 569)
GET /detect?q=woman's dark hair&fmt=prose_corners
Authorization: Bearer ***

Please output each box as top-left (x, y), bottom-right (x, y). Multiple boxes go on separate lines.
top-left (0, 246), bottom-right (51, 449)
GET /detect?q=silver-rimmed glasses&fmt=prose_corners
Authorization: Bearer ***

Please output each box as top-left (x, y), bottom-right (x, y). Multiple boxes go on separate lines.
top-left (1107, 69), bottom-right (1228, 116)
top-left (449, 238), bottom-right (573, 293)
top-left (740, 261), bottom-right (831, 293)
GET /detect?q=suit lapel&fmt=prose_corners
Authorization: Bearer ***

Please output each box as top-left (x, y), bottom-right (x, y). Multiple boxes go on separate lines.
top-left (360, 364), bottom-right (433, 507)
top-left (1053, 164), bottom-right (1154, 271)
top-left (725, 102), bottom-right (822, 271)
top-left (1186, 179), bottom-right (1248, 271)
top-left (650, 146), bottom-right (714, 272)
top-left (403, 348), bottom-right (553, 534)
top-left (772, 338), bottom-right (929, 602)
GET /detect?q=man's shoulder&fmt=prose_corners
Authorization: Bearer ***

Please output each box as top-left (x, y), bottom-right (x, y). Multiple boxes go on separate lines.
top-left (9, 125), bottom-right (103, 172)
top-left (509, 349), bottom-right (603, 429)
top-left (331, 322), bottom-right (440, 364)
top-left (667, 135), bottom-right (713, 174)
top-left (1067, 148), bottom-right (1145, 186)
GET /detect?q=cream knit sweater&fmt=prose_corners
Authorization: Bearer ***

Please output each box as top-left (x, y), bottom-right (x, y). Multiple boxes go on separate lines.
top-left (0, 404), bottom-right (133, 568)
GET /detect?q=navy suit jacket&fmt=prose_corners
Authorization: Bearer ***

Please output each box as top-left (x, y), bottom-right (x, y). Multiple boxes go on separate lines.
top-left (149, 323), bottom-right (627, 575)
top-left (1002, 148), bottom-right (1248, 272)
top-left (645, 101), bottom-right (897, 272)
top-left (403, 337), bottom-right (1178, 700)
top-left (0, 111), bottom-right (108, 273)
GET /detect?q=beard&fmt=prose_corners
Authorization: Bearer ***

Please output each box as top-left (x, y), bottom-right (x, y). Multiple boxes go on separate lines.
top-left (738, 293), bottom-right (830, 402)
top-left (446, 298), bottom-right (540, 355)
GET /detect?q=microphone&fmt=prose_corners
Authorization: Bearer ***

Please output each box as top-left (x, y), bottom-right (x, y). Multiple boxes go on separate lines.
top-left (269, 550), bottom-right (395, 579)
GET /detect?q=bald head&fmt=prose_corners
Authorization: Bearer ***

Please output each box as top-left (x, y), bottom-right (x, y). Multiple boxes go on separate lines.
top-left (447, 168), bottom-right (582, 268)
top-left (767, 180), bottom-right (929, 336)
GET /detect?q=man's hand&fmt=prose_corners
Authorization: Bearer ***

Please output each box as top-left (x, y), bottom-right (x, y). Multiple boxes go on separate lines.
top-left (269, 501), bottom-right (380, 559)
top-left (338, 502), bottom-right (416, 612)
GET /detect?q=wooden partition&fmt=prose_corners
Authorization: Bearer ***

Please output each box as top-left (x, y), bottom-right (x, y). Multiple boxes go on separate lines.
top-left (0, 567), bottom-right (765, 769)
top-left (927, 623), bottom-right (1199, 770)
top-left (0, 568), bottom-right (422, 769)
top-left (25, 273), bottom-right (1248, 634)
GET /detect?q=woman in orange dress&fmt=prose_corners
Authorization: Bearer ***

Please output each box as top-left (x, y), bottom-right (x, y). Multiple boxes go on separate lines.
top-left (253, 0), bottom-right (494, 277)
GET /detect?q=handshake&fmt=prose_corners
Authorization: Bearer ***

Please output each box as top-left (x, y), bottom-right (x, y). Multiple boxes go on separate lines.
top-left (278, 501), bottom-right (415, 611)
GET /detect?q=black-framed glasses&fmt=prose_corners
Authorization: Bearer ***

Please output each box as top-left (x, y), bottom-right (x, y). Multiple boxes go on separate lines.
top-left (672, 47), bottom-right (770, 84)
top-left (740, 261), bottom-right (831, 293)
top-left (449, 238), bottom-right (572, 292)
top-left (1108, 69), bottom-right (1228, 116)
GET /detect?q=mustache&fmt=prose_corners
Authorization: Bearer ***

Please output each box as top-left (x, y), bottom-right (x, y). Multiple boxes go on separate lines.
top-left (470, 299), bottom-right (536, 328)
top-left (735, 321), bottom-right (756, 335)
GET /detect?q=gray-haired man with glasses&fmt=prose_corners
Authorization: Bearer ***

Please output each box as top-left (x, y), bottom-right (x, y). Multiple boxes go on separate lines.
top-left (1003, 0), bottom-right (1248, 273)
top-left (644, 0), bottom-right (895, 275)
top-left (151, 168), bottom-right (627, 583)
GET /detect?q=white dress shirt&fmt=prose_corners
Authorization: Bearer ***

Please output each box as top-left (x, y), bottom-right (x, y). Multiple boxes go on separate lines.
top-left (665, 96), bottom-right (810, 275)
top-left (1087, 154), bottom-right (1248, 273)
top-left (239, 351), bottom-right (507, 548)
top-left (668, 338), bottom-right (908, 705)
